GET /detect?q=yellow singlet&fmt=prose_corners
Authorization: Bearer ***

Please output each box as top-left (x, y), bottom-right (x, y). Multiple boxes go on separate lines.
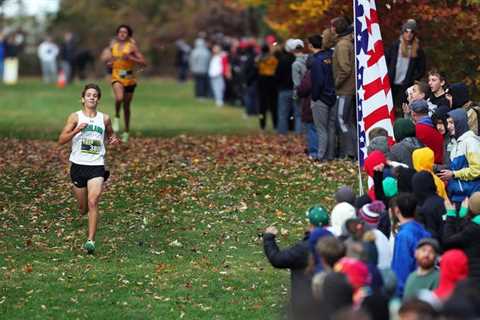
top-left (111, 40), bottom-right (136, 86)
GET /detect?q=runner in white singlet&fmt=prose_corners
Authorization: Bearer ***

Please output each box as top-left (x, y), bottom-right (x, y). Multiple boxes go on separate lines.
top-left (59, 83), bottom-right (119, 254)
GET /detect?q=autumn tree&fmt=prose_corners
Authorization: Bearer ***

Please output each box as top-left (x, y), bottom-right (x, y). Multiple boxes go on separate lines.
top-left (239, 0), bottom-right (480, 97)
top-left (51, 0), bottom-right (264, 74)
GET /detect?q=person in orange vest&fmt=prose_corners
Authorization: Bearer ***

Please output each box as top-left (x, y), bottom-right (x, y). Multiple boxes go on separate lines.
top-left (102, 25), bottom-right (146, 143)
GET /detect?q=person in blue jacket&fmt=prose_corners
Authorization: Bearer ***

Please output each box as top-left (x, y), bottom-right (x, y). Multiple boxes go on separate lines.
top-left (390, 192), bottom-right (431, 297)
top-left (308, 32), bottom-right (337, 161)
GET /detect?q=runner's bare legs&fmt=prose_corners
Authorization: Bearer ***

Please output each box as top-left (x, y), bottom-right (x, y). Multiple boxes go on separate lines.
top-left (86, 177), bottom-right (104, 241)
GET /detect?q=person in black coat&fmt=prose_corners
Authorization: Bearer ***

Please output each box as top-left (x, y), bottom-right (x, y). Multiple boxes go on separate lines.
top-left (263, 207), bottom-right (331, 320)
top-left (412, 170), bottom-right (445, 244)
top-left (263, 225), bottom-right (315, 320)
top-left (385, 19), bottom-right (426, 114)
top-left (443, 192), bottom-right (480, 282)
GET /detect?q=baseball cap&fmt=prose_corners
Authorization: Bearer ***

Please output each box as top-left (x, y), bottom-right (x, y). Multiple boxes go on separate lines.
top-left (410, 99), bottom-right (429, 114)
top-left (416, 238), bottom-right (440, 253)
top-left (285, 39), bottom-right (304, 52)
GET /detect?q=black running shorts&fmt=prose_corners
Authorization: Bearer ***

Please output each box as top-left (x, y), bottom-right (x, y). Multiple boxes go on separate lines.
top-left (112, 81), bottom-right (136, 93)
top-left (70, 163), bottom-right (109, 188)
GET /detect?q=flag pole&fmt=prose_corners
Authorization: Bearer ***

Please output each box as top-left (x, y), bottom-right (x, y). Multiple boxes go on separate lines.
top-left (354, 0), bottom-right (365, 196)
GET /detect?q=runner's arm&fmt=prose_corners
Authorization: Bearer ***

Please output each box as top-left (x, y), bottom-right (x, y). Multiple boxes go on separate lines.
top-left (128, 44), bottom-right (147, 67)
top-left (101, 42), bottom-right (114, 67)
top-left (104, 114), bottom-right (120, 145)
top-left (58, 113), bottom-right (86, 145)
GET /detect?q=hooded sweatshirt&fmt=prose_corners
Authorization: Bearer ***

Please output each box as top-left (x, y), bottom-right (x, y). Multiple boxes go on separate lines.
top-left (447, 108), bottom-right (480, 202)
top-left (292, 54), bottom-right (308, 90)
top-left (449, 83), bottom-right (470, 109)
top-left (391, 220), bottom-right (431, 297)
top-left (189, 39), bottom-right (211, 74)
top-left (364, 151), bottom-right (387, 200)
top-left (390, 118), bottom-right (424, 168)
top-left (415, 116), bottom-right (444, 164)
top-left (443, 214), bottom-right (480, 281)
top-left (449, 83), bottom-right (479, 135)
top-left (412, 147), bottom-right (448, 199)
top-left (308, 227), bottom-right (334, 272)
top-left (411, 171), bottom-right (445, 242)
top-left (434, 249), bottom-right (468, 300)
top-left (311, 49), bottom-right (336, 105)
top-left (329, 202), bottom-right (356, 236)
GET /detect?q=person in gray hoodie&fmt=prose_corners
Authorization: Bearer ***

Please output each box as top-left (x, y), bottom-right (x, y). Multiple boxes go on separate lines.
top-left (189, 37), bottom-right (211, 98)
top-left (291, 40), bottom-right (311, 155)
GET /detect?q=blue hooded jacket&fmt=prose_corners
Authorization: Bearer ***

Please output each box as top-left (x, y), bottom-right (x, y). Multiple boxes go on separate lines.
top-left (310, 49), bottom-right (336, 106)
top-left (391, 220), bottom-right (431, 297)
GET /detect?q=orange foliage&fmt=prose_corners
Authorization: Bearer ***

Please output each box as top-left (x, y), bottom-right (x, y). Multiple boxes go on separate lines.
top-left (235, 0), bottom-right (480, 97)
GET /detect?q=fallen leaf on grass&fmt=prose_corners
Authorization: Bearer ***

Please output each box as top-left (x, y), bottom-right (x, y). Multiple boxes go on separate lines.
top-left (23, 264), bottom-right (32, 273)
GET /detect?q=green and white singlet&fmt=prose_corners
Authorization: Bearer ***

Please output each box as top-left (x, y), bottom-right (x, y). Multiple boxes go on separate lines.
top-left (69, 111), bottom-right (106, 166)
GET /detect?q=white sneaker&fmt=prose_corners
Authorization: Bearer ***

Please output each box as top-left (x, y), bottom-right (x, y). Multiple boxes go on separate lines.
top-left (112, 117), bottom-right (120, 133)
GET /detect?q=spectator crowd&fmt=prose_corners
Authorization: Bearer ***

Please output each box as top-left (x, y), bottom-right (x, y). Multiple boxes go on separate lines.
top-left (255, 16), bottom-right (480, 320)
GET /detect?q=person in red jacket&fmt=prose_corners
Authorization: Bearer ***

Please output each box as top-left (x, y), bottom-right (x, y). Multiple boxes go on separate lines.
top-left (411, 99), bottom-right (444, 164)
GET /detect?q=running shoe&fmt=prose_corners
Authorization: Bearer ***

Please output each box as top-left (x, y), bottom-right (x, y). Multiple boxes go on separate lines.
top-left (83, 240), bottom-right (95, 254)
top-left (121, 132), bottom-right (129, 143)
top-left (112, 117), bottom-right (120, 133)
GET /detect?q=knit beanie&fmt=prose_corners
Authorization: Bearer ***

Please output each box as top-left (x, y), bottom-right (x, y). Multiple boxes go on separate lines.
top-left (306, 205), bottom-right (330, 227)
top-left (396, 166), bottom-right (416, 193)
top-left (382, 177), bottom-right (398, 198)
top-left (358, 200), bottom-right (386, 227)
top-left (448, 83), bottom-right (469, 109)
top-left (401, 19), bottom-right (417, 33)
top-left (330, 202), bottom-right (357, 235)
top-left (334, 257), bottom-right (371, 290)
top-left (354, 194), bottom-right (372, 210)
top-left (393, 118), bottom-right (415, 142)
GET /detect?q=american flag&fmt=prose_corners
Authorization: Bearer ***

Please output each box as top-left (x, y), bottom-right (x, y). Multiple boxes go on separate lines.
top-left (355, 0), bottom-right (395, 166)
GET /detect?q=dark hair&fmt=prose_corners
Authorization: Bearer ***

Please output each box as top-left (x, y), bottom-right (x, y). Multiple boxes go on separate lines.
top-left (399, 299), bottom-right (438, 319)
top-left (414, 81), bottom-right (429, 95)
top-left (427, 69), bottom-right (446, 83)
top-left (116, 24), bottom-right (133, 37)
top-left (331, 16), bottom-right (349, 35)
top-left (81, 83), bottom-right (102, 99)
top-left (316, 237), bottom-right (346, 268)
top-left (261, 43), bottom-right (270, 54)
top-left (308, 34), bottom-right (323, 49)
top-left (391, 193), bottom-right (417, 218)
top-left (368, 127), bottom-right (388, 140)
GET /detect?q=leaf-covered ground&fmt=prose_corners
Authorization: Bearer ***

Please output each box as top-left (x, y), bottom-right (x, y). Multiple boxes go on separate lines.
top-left (0, 134), bottom-right (357, 319)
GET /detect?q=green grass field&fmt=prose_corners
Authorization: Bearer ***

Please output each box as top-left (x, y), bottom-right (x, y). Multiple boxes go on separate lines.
top-left (0, 79), bottom-right (357, 319)
top-left (0, 78), bottom-right (259, 140)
